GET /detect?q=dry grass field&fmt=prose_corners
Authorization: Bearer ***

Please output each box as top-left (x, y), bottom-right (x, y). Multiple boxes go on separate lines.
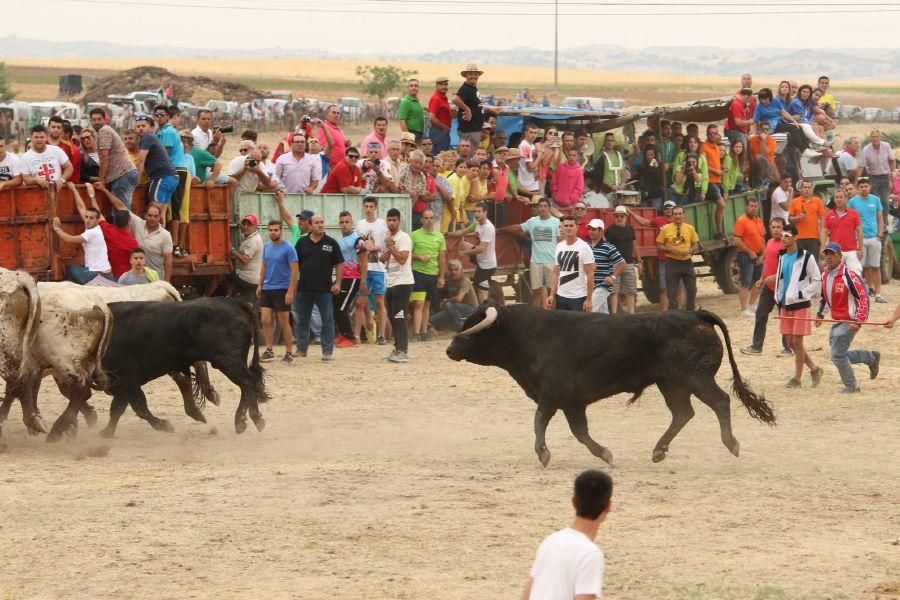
top-left (0, 279), bottom-right (898, 599)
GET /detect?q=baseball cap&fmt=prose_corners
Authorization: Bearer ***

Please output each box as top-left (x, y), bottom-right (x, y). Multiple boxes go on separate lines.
top-left (241, 214), bottom-right (259, 226)
top-left (663, 200), bottom-right (677, 209)
top-left (614, 205), bottom-right (628, 215)
top-left (134, 115), bottom-right (151, 123)
top-left (823, 241), bottom-right (843, 254)
top-left (482, 122), bottom-right (493, 129)
top-left (435, 76), bottom-right (449, 84)
top-left (296, 209), bottom-right (314, 221)
top-left (588, 218), bottom-right (605, 229)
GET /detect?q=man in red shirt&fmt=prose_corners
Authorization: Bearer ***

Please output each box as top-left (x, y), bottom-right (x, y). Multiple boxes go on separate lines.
top-left (628, 200), bottom-right (678, 310)
top-left (48, 115), bottom-right (82, 183)
top-left (821, 188), bottom-right (863, 275)
top-left (315, 105), bottom-right (348, 168)
top-left (699, 124), bottom-right (726, 238)
top-left (741, 216), bottom-right (793, 357)
top-left (428, 76), bottom-right (453, 155)
top-left (733, 197), bottom-right (766, 315)
top-left (321, 147), bottom-right (362, 194)
top-left (815, 242), bottom-right (879, 393)
top-left (725, 88), bottom-right (754, 146)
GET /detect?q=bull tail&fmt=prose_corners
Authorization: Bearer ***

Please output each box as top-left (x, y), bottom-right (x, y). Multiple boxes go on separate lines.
top-left (697, 310), bottom-right (776, 426)
top-left (233, 298), bottom-right (268, 403)
top-left (16, 272), bottom-right (41, 384)
top-left (91, 305), bottom-right (114, 391)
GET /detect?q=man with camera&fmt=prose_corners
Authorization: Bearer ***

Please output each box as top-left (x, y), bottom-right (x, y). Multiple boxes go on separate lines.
top-left (358, 142), bottom-right (396, 194)
top-left (275, 133), bottom-right (319, 194)
top-left (227, 140), bottom-right (274, 193)
top-left (191, 109), bottom-right (227, 158)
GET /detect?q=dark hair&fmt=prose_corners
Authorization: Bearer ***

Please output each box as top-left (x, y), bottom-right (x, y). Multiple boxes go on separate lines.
top-left (757, 88), bottom-right (773, 101)
top-left (770, 216), bottom-right (786, 226)
top-left (560, 215), bottom-right (576, 224)
top-left (112, 210), bottom-right (130, 228)
top-left (345, 146), bottom-right (359, 156)
top-left (374, 116), bottom-right (388, 125)
top-left (797, 84), bottom-right (814, 103)
top-left (241, 129), bottom-right (258, 142)
top-left (363, 196), bottom-right (378, 206)
top-left (706, 123), bottom-right (718, 133)
top-left (197, 108), bottom-right (211, 118)
top-left (62, 122), bottom-right (74, 137)
top-left (129, 247), bottom-right (145, 258)
top-left (153, 104), bottom-right (171, 116)
top-left (89, 107), bottom-right (107, 119)
top-left (660, 120), bottom-right (671, 127)
top-left (475, 201), bottom-right (491, 213)
top-left (31, 124), bottom-right (47, 134)
top-left (739, 87), bottom-right (753, 97)
top-left (574, 470), bottom-right (613, 520)
top-left (267, 219), bottom-right (282, 228)
top-left (683, 134), bottom-right (701, 151)
top-left (48, 115), bottom-right (64, 125)
top-left (85, 207), bottom-right (102, 217)
top-left (818, 75), bottom-right (830, 83)
top-left (455, 158), bottom-right (467, 168)
top-left (783, 223), bottom-right (798, 236)
top-left (537, 197), bottom-right (551, 207)
top-left (338, 210), bottom-right (352, 219)
top-left (574, 128), bottom-right (587, 138)
top-left (168, 106), bottom-right (181, 116)
top-left (386, 208), bottom-right (401, 219)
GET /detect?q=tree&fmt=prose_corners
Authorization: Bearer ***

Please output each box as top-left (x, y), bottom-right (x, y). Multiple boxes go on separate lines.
top-left (0, 62), bottom-right (16, 103)
top-left (355, 65), bottom-right (417, 101)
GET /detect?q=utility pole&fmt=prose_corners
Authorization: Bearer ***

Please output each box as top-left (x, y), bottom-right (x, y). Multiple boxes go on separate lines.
top-left (553, 0), bottom-right (559, 89)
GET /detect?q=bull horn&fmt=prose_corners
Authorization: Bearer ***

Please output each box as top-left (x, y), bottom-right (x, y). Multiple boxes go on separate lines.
top-left (458, 307), bottom-right (498, 337)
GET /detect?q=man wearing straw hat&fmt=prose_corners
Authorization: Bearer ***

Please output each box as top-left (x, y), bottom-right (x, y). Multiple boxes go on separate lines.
top-left (814, 242), bottom-right (880, 393)
top-left (452, 64), bottom-right (496, 150)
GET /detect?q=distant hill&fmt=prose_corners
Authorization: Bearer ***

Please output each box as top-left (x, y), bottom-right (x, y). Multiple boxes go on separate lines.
top-left (3, 36), bottom-right (900, 80)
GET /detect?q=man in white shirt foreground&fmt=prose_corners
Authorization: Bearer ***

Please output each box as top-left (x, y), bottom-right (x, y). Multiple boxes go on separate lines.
top-left (522, 469), bottom-right (613, 600)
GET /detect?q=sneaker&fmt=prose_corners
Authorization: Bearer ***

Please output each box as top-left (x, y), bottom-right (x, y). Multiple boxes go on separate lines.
top-left (335, 337), bottom-right (356, 349)
top-left (839, 387), bottom-right (860, 394)
top-left (742, 309), bottom-right (756, 317)
top-left (784, 378), bottom-right (801, 388)
top-left (296, 349), bottom-right (307, 358)
top-left (810, 366), bottom-right (824, 387)
top-left (260, 348), bottom-right (275, 362)
top-left (310, 335), bottom-right (320, 344)
top-left (377, 336), bottom-right (387, 346)
top-left (384, 350), bottom-right (398, 361)
top-left (748, 304), bottom-right (758, 312)
top-left (321, 354), bottom-right (334, 362)
top-left (875, 294), bottom-right (888, 304)
top-left (181, 246), bottom-right (190, 256)
top-left (388, 351), bottom-right (410, 363)
top-left (869, 351), bottom-right (881, 380)
top-left (352, 337), bottom-right (361, 346)
top-left (776, 348), bottom-right (794, 358)
top-left (740, 345), bottom-right (762, 356)
top-left (281, 352), bottom-right (293, 364)
top-left (173, 245), bottom-right (183, 258)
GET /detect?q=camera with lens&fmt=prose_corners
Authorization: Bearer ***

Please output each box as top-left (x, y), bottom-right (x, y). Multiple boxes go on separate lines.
top-left (361, 158), bottom-right (380, 172)
top-left (300, 115), bottom-right (312, 127)
top-left (247, 159), bottom-right (259, 168)
top-left (214, 125), bottom-right (234, 134)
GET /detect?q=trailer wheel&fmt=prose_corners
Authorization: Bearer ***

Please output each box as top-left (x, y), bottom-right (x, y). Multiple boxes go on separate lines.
top-left (713, 247), bottom-right (741, 295)
top-left (881, 237), bottom-right (895, 284)
top-left (640, 257), bottom-right (661, 304)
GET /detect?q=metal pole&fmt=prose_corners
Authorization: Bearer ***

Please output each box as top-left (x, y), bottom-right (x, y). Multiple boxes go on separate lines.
top-left (554, 0), bottom-right (559, 89)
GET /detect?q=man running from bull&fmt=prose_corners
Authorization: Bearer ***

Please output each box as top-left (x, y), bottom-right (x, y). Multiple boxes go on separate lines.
top-left (814, 242), bottom-right (880, 393)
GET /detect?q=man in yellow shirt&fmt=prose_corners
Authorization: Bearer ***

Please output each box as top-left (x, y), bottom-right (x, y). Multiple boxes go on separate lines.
top-left (656, 206), bottom-right (700, 310)
top-left (817, 75), bottom-right (836, 118)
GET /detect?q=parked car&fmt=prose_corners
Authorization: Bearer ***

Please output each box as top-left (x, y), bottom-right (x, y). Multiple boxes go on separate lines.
top-left (838, 104), bottom-right (863, 120)
top-left (270, 90), bottom-right (293, 102)
top-left (891, 106), bottom-right (900, 122)
top-left (338, 97), bottom-right (365, 121)
top-left (863, 107), bottom-right (890, 122)
top-left (29, 102), bottom-right (83, 127)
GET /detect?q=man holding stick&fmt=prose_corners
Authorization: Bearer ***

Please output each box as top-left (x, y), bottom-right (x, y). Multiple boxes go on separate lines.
top-left (815, 242), bottom-right (880, 393)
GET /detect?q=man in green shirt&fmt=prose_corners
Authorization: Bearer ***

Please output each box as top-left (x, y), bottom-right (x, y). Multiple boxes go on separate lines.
top-left (397, 79), bottom-right (425, 141)
top-left (189, 145), bottom-right (223, 184)
top-left (409, 208), bottom-right (447, 341)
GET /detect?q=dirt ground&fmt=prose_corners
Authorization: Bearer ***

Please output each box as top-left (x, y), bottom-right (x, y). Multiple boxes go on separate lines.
top-left (1, 278), bottom-right (899, 599)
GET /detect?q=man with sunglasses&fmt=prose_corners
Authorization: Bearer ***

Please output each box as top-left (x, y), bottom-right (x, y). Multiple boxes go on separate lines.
top-left (321, 146), bottom-right (363, 194)
top-left (572, 202), bottom-right (591, 242)
top-left (656, 206), bottom-right (699, 311)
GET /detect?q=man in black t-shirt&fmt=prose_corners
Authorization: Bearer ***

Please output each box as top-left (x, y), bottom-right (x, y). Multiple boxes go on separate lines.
top-left (605, 205), bottom-right (642, 314)
top-left (452, 64), bottom-right (496, 149)
top-left (294, 214), bottom-right (344, 361)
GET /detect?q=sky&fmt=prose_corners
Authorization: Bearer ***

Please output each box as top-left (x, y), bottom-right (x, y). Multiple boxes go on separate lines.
top-left (10, 0), bottom-right (900, 54)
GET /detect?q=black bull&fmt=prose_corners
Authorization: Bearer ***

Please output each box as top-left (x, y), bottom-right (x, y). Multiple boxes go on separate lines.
top-left (98, 298), bottom-right (269, 437)
top-left (446, 303), bottom-right (776, 465)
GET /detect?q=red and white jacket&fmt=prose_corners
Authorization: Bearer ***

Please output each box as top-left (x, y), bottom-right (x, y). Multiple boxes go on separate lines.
top-left (817, 263), bottom-right (869, 323)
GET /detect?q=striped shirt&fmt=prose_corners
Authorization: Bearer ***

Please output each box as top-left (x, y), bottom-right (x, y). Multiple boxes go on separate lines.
top-left (590, 239), bottom-right (625, 290)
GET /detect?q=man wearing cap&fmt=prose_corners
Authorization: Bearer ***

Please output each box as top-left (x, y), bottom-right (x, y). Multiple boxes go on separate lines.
top-left (500, 197), bottom-right (560, 308)
top-left (656, 206), bottom-right (700, 311)
top-left (321, 146), bottom-right (363, 194)
top-left (548, 215), bottom-right (595, 311)
top-left (588, 218), bottom-right (626, 314)
top-left (231, 213), bottom-right (264, 304)
top-left (848, 177), bottom-right (886, 302)
top-left (275, 133), bottom-right (319, 194)
top-left (429, 77), bottom-right (453, 155)
top-left (397, 79), bottom-right (425, 141)
top-left (606, 205), bottom-right (641, 314)
top-left (815, 242), bottom-right (879, 393)
top-left (628, 201), bottom-right (677, 310)
top-left (452, 64), bottom-right (496, 150)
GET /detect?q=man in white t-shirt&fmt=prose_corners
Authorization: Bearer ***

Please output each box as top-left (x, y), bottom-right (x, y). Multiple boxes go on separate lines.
top-left (380, 207), bottom-right (414, 363)
top-left (522, 469), bottom-right (612, 600)
top-left (549, 215), bottom-right (595, 311)
top-left (51, 208), bottom-right (113, 285)
top-left (447, 201), bottom-right (497, 302)
top-left (770, 174), bottom-right (793, 224)
top-left (20, 125), bottom-right (73, 190)
top-left (518, 123), bottom-right (540, 194)
top-left (0, 136), bottom-right (23, 192)
top-left (356, 196), bottom-right (390, 345)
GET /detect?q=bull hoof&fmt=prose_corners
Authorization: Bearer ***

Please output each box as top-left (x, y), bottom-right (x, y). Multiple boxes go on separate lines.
top-left (235, 419), bottom-right (247, 435)
top-left (537, 447), bottom-right (551, 467)
top-left (727, 438), bottom-right (740, 458)
top-left (597, 448), bottom-right (614, 466)
top-left (98, 426), bottom-right (116, 439)
top-left (46, 429), bottom-right (64, 443)
top-left (207, 390), bottom-right (221, 407)
top-left (651, 448), bottom-right (667, 463)
top-left (251, 415), bottom-right (266, 432)
top-left (82, 407), bottom-right (98, 427)
top-left (186, 409), bottom-right (207, 424)
top-left (27, 415), bottom-right (48, 435)
top-left (155, 420), bottom-right (176, 434)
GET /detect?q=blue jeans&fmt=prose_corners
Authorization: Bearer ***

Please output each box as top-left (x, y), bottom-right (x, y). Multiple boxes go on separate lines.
top-left (430, 128), bottom-right (451, 155)
top-left (108, 169), bottom-right (138, 209)
top-left (66, 266), bottom-right (114, 285)
top-left (828, 323), bottom-right (876, 390)
top-left (429, 302), bottom-right (475, 331)
top-left (293, 291), bottom-right (334, 355)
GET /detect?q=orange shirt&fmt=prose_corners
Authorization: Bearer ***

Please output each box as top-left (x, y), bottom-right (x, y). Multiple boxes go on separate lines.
top-left (789, 195), bottom-right (826, 239)
top-left (733, 214), bottom-right (766, 254)
top-left (700, 140), bottom-right (722, 183)
top-left (749, 135), bottom-right (776, 166)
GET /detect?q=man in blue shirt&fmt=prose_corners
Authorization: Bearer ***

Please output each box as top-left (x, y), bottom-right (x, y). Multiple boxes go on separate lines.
top-left (154, 104), bottom-right (191, 257)
top-left (257, 220), bottom-right (299, 363)
top-left (134, 115), bottom-right (178, 226)
top-left (500, 197), bottom-right (560, 308)
top-left (848, 177), bottom-right (886, 302)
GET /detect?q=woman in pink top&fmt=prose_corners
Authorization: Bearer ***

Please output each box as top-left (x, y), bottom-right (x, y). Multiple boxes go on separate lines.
top-left (551, 149), bottom-right (585, 207)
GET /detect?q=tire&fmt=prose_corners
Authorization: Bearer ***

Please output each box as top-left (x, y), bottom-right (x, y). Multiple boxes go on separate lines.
top-left (640, 257), bottom-right (661, 304)
top-left (881, 237), bottom-right (895, 284)
top-left (713, 247), bottom-right (741, 295)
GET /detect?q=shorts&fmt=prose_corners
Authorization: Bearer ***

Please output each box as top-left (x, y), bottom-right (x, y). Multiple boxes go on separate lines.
top-left (612, 263), bottom-right (638, 295)
top-left (473, 266), bottom-right (496, 291)
top-left (529, 262), bottom-right (554, 289)
top-left (779, 306), bottom-right (811, 336)
top-left (862, 238), bottom-right (881, 268)
top-left (366, 270), bottom-right (386, 311)
top-left (737, 252), bottom-right (763, 287)
top-left (259, 288), bottom-right (291, 312)
top-left (148, 174), bottom-right (179, 204)
top-left (706, 182), bottom-right (723, 202)
top-left (658, 260), bottom-right (685, 291)
top-left (412, 271), bottom-right (439, 303)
